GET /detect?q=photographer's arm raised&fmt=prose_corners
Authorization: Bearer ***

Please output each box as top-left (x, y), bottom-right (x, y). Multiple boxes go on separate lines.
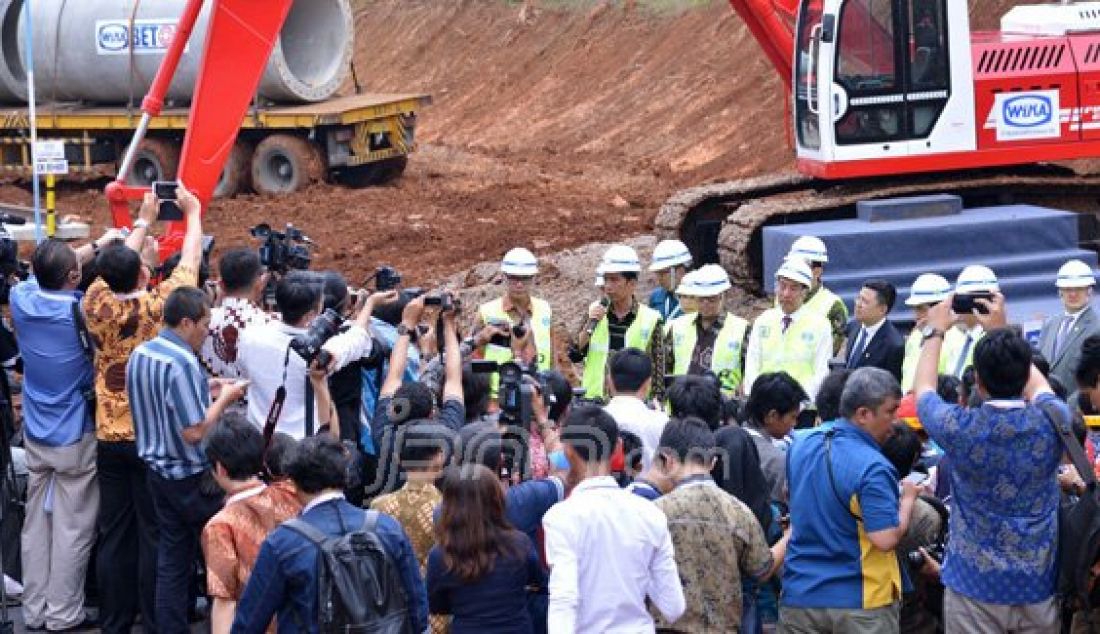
top-left (381, 297), bottom-right (425, 398)
top-left (321, 291), bottom-right (399, 372)
top-left (124, 193), bottom-right (158, 253)
top-left (177, 186), bottom-right (204, 273)
top-left (441, 309), bottom-right (463, 404)
top-left (74, 228), bottom-right (124, 266)
top-left (309, 359), bottom-right (339, 438)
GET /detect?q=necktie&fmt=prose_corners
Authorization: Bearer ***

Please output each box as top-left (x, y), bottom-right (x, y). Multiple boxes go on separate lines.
top-left (781, 315), bottom-right (792, 334)
top-left (848, 328), bottom-right (868, 368)
top-left (953, 334), bottom-right (974, 378)
top-left (1053, 315), bottom-right (1074, 360)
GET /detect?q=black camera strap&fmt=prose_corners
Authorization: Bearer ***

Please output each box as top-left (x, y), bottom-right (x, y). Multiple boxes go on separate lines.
top-left (261, 345), bottom-right (294, 478)
top-left (304, 374), bottom-right (315, 438)
top-left (824, 428), bottom-right (863, 521)
top-left (70, 301), bottom-right (95, 363)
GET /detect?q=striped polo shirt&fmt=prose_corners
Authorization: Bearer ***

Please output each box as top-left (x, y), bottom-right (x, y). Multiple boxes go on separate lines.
top-left (127, 328), bottom-right (210, 480)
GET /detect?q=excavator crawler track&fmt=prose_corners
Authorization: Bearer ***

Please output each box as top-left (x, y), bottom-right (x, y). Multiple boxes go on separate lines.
top-left (657, 165), bottom-right (1100, 294)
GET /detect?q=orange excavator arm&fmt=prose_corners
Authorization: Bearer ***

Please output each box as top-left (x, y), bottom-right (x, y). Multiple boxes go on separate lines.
top-left (726, 0), bottom-right (799, 82)
top-left (105, 0), bottom-right (295, 255)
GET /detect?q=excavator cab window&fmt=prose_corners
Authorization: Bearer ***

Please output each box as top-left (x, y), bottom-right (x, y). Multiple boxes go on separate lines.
top-left (832, 0), bottom-right (949, 144)
top-left (795, 0), bottom-right (825, 150)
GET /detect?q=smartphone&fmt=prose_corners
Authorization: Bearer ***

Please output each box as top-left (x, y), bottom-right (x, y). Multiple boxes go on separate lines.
top-left (424, 295), bottom-right (443, 306)
top-left (153, 180), bottom-right (183, 221)
top-left (951, 291), bottom-right (992, 315)
top-left (901, 472), bottom-right (929, 487)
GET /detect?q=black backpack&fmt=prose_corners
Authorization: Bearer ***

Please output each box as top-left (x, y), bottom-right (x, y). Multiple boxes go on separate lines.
top-left (284, 510), bottom-right (413, 633)
top-left (1039, 400), bottom-right (1100, 623)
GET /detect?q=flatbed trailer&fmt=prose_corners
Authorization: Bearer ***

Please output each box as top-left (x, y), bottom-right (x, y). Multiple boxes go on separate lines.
top-left (0, 92), bottom-right (430, 197)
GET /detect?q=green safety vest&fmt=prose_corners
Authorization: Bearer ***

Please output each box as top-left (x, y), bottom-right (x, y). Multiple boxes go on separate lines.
top-left (479, 297), bottom-right (553, 394)
top-left (804, 285), bottom-right (847, 320)
top-left (943, 325), bottom-right (984, 378)
top-left (900, 328), bottom-right (952, 392)
top-left (582, 303), bottom-right (662, 399)
top-left (750, 308), bottom-right (830, 395)
top-left (669, 313), bottom-right (749, 395)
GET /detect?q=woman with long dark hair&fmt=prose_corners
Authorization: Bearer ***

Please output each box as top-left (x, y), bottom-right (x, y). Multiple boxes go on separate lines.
top-left (426, 464), bottom-right (545, 633)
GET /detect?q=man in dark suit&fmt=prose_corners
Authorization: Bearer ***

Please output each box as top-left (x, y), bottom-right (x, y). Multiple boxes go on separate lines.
top-left (844, 279), bottom-right (905, 381)
top-left (1038, 259), bottom-right (1100, 392)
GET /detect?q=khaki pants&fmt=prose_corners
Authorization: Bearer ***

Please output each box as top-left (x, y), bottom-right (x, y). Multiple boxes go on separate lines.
top-left (778, 602), bottom-right (900, 633)
top-left (20, 433), bottom-right (99, 630)
top-left (1071, 609), bottom-right (1100, 633)
top-left (943, 588), bottom-right (1059, 634)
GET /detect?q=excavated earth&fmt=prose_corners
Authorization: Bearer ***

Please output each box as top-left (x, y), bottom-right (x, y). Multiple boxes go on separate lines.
top-left (0, 0), bottom-right (1025, 321)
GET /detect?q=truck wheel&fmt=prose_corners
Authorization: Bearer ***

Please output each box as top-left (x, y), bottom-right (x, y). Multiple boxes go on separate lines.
top-left (125, 138), bottom-right (180, 187)
top-left (339, 156), bottom-right (408, 188)
top-left (214, 140), bottom-right (254, 198)
top-left (251, 135), bottom-right (323, 196)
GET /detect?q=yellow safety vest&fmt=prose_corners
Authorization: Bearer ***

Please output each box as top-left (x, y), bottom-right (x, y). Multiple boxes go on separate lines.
top-left (670, 313), bottom-right (749, 395)
top-left (900, 328), bottom-right (954, 392)
top-left (943, 325), bottom-right (984, 378)
top-left (751, 308), bottom-right (830, 395)
top-left (804, 285), bottom-right (847, 321)
top-left (478, 297), bottom-right (553, 395)
top-left (582, 304), bottom-right (662, 399)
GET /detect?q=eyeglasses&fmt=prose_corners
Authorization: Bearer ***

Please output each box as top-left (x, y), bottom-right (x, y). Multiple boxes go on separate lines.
top-left (505, 275), bottom-right (534, 283)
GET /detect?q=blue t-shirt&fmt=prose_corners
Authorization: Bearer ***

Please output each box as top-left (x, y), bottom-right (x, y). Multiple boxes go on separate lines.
top-left (917, 391), bottom-right (1064, 604)
top-left (10, 278), bottom-right (93, 447)
top-left (648, 287), bottom-right (682, 321)
top-left (782, 420), bottom-right (902, 610)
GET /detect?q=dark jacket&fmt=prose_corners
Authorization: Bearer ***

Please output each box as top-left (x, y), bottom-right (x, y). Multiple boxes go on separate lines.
top-left (712, 425), bottom-right (773, 534)
top-left (843, 319), bottom-right (905, 381)
top-left (232, 497), bottom-right (429, 634)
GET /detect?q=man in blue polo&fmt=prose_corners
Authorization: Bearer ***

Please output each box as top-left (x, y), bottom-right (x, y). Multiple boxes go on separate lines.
top-left (780, 367), bottom-right (919, 632)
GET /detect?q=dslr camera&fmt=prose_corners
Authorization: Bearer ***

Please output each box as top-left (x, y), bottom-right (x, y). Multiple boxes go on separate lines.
top-left (250, 223), bottom-right (313, 274)
top-left (0, 227), bottom-right (28, 304)
top-left (471, 360), bottom-right (554, 481)
top-left (290, 308), bottom-right (344, 366)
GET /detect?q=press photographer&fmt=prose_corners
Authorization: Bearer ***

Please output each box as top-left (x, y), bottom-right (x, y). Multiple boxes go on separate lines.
top-left (237, 270), bottom-right (397, 440)
top-left (248, 222), bottom-right (312, 310)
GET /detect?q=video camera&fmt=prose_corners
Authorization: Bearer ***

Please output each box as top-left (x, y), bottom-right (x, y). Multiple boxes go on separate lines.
top-left (250, 223), bottom-right (312, 274)
top-left (290, 308), bottom-right (344, 366)
top-left (372, 265), bottom-right (424, 302)
top-left (471, 360), bottom-right (554, 482)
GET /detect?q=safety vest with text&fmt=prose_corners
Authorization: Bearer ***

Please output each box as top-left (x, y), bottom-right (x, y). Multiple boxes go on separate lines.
top-left (670, 313), bottom-right (749, 394)
top-left (752, 308), bottom-right (830, 395)
top-left (582, 304), bottom-right (662, 399)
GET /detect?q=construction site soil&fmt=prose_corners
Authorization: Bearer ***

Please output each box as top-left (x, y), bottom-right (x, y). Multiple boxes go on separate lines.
top-left (0, 0), bottom-right (1022, 312)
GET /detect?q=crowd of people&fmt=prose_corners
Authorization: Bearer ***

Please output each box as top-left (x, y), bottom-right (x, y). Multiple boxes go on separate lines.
top-left (2, 187), bottom-right (1099, 634)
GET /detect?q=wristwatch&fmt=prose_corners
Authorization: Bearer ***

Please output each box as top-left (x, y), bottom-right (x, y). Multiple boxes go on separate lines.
top-left (921, 325), bottom-right (945, 343)
top-left (396, 324), bottom-right (414, 338)
top-left (133, 218), bottom-right (150, 230)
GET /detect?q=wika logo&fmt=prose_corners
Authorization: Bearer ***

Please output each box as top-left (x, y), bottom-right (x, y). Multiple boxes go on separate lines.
top-left (1002, 95), bottom-right (1053, 128)
top-left (97, 24), bottom-right (129, 52)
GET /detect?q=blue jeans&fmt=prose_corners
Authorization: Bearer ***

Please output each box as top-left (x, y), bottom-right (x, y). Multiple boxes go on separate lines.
top-left (146, 469), bottom-right (223, 634)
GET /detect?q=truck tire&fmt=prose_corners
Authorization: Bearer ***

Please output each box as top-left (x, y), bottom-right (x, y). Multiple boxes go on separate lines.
top-left (251, 134), bottom-right (324, 196)
top-left (125, 138), bottom-right (180, 187)
top-left (339, 156), bottom-right (408, 188)
top-left (214, 140), bottom-right (254, 198)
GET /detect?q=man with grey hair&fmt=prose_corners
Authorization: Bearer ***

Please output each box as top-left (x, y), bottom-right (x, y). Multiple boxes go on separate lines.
top-left (778, 367), bottom-right (919, 633)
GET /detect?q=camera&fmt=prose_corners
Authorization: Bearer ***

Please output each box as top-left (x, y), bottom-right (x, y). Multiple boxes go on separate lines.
top-left (906, 542), bottom-right (945, 568)
top-left (471, 360), bottom-right (553, 481)
top-left (290, 308), bottom-right (344, 365)
top-left (423, 291), bottom-right (460, 313)
top-left (249, 223), bottom-right (313, 274)
top-left (951, 291), bottom-right (993, 315)
top-left (0, 228), bottom-right (28, 304)
top-left (374, 265), bottom-right (402, 291)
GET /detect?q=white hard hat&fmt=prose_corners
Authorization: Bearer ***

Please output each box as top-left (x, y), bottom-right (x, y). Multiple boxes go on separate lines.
top-left (501, 247), bottom-right (538, 276)
top-left (788, 235), bottom-right (829, 264)
top-left (776, 257), bottom-right (813, 288)
top-left (675, 269), bottom-right (701, 296)
top-left (649, 239), bottom-right (692, 272)
top-left (600, 244), bottom-right (642, 274)
top-left (691, 264), bottom-right (731, 297)
top-left (905, 273), bottom-right (952, 306)
top-left (1056, 259), bottom-right (1096, 288)
top-left (955, 265), bottom-right (1000, 294)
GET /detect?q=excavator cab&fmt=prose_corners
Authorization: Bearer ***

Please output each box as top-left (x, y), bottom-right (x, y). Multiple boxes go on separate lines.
top-left (793, 0), bottom-right (975, 177)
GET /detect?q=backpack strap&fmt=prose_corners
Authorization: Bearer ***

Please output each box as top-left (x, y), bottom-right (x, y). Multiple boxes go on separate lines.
top-left (362, 509), bottom-right (380, 533)
top-left (283, 517), bottom-right (332, 546)
top-left (824, 429), bottom-right (862, 520)
top-left (1037, 398), bottom-right (1096, 488)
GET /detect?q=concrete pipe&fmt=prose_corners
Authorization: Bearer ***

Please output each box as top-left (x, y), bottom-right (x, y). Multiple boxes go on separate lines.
top-left (9, 0), bottom-right (352, 105)
top-left (0, 0), bottom-right (27, 103)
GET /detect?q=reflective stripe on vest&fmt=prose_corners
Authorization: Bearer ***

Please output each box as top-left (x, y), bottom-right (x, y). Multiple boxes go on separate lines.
top-left (670, 313), bottom-right (749, 394)
top-left (582, 304), bottom-right (662, 399)
top-left (752, 308), bottom-right (829, 395)
top-left (478, 297), bottom-right (553, 394)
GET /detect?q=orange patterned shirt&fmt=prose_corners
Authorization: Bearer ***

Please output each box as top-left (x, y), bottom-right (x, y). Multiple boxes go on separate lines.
top-left (83, 264), bottom-right (195, 441)
top-left (201, 481), bottom-right (302, 602)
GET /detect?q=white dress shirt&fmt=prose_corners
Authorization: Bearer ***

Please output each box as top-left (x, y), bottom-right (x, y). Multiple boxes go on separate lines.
top-left (200, 296), bottom-right (274, 378)
top-left (238, 320), bottom-right (372, 439)
top-left (604, 395), bottom-right (668, 469)
top-left (543, 475), bottom-right (685, 633)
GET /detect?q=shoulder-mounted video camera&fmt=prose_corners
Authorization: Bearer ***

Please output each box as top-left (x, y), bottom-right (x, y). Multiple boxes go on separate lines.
top-left (249, 223), bottom-right (312, 274)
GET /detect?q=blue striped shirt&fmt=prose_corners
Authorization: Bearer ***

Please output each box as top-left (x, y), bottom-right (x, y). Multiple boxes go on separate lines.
top-left (127, 328), bottom-right (210, 479)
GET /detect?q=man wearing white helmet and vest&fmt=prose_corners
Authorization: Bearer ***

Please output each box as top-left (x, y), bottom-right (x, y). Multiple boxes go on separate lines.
top-left (943, 265), bottom-right (1001, 379)
top-left (577, 244), bottom-right (666, 400)
top-left (476, 248), bottom-right (554, 395)
top-left (1038, 259), bottom-right (1100, 391)
top-left (745, 257), bottom-right (832, 398)
top-left (665, 265), bottom-right (750, 395)
top-left (648, 239), bottom-right (693, 320)
top-left (900, 273), bottom-right (953, 391)
top-left (663, 269), bottom-right (702, 336)
top-left (786, 235), bottom-right (849, 355)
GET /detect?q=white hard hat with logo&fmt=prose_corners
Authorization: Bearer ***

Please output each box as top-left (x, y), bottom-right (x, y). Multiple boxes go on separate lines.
top-left (788, 236), bottom-right (829, 264)
top-left (675, 269), bottom-right (700, 296)
top-left (600, 244), bottom-right (642, 274)
top-left (955, 265), bottom-right (1000, 294)
top-left (692, 264), bottom-right (731, 297)
top-left (1056, 259), bottom-right (1096, 288)
top-left (649, 239), bottom-right (692, 272)
top-left (501, 247), bottom-right (538, 276)
top-left (776, 257), bottom-right (814, 288)
top-left (905, 273), bottom-right (952, 307)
